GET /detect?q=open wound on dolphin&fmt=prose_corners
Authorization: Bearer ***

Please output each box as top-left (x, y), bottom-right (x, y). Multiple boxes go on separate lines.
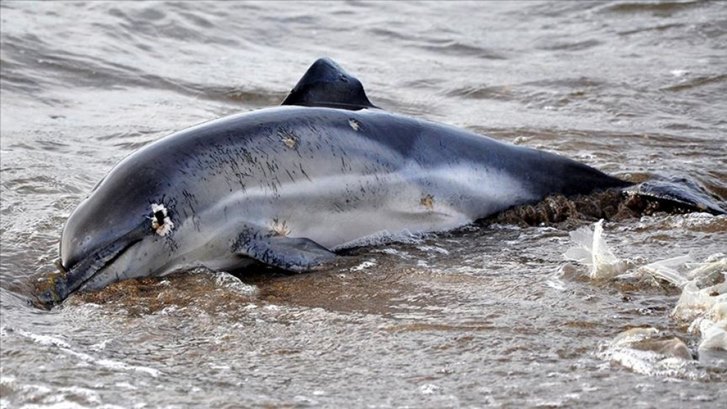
top-left (150, 203), bottom-right (174, 236)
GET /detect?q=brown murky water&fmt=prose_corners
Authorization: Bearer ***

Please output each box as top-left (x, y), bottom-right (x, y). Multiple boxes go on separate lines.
top-left (1, 1), bottom-right (726, 408)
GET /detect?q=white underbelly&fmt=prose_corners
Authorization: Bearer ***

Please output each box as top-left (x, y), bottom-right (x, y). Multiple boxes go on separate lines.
top-left (186, 163), bottom-right (533, 251)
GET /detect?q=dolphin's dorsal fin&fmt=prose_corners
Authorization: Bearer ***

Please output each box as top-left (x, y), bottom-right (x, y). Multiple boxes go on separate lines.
top-left (281, 58), bottom-right (378, 110)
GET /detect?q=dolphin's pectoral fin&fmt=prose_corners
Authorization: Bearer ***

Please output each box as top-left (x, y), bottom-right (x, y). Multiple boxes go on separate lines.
top-left (233, 230), bottom-right (337, 272)
top-left (624, 177), bottom-right (726, 215)
top-left (281, 58), bottom-right (378, 110)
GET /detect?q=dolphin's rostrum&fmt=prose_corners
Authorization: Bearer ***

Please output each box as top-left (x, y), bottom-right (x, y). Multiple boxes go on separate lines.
top-left (36, 58), bottom-right (724, 306)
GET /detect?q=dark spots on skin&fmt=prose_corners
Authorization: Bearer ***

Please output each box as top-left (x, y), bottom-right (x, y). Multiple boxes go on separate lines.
top-left (299, 163), bottom-right (311, 181)
top-left (181, 189), bottom-right (201, 232)
top-left (166, 237), bottom-right (179, 252)
top-left (285, 169), bottom-right (296, 183)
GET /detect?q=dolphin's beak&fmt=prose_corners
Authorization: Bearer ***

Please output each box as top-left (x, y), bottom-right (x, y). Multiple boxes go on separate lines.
top-left (35, 223), bottom-right (148, 307)
top-left (34, 260), bottom-right (72, 307)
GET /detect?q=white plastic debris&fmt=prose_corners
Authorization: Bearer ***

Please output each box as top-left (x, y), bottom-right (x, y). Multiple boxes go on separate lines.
top-left (638, 255), bottom-right (693, 287)
top-left (690, 301), bottom-right (727, 352)
top-left (563, 219), bottom-right (626, 279)
top-left (669, 258), bottom-right (727, 354)
top-left (600, 327), bottom-right (698, 379)
top-left (686, 256), bottom-right (727, 284)
top-left (563, 221), bottom-right (727, 361)
top-left (673, 280), bottom-right (725, 321)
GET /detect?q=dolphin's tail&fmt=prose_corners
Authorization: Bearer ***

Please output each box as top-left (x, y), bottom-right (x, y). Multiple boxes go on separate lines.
top-left (623, 177), bottom-right (726, 215)
top-left (533, 156), bottom-right (725, 215)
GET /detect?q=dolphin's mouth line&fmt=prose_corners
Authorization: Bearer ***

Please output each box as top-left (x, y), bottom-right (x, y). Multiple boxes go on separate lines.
top-left (68, 238), bottom-right (143, 294)
top-left (37, 224), bottom-right (149, 306)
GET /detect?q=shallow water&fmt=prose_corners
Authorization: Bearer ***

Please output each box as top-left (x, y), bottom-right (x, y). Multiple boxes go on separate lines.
top-left (1, 1), bottom-right (727, 407)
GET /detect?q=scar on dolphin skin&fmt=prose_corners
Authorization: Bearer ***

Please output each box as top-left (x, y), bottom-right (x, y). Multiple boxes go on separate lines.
top-left (420, 194), bottom-right (435, 210)
top-left (348, 119), bottom-right (361, 131)
top-left (270, 218), bottom-right (291, 236)
top-left (279, 130), bottom-right (298, 149)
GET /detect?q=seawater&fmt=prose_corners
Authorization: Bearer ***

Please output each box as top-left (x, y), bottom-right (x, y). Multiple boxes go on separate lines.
top-left (1, 1), bottom-right (726, 407)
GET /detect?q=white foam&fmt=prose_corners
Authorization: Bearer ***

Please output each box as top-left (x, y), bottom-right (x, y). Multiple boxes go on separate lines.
top-left (213, 271), bottom-right (258, 296)
top-left (350, 260), bottom-right (377, 272)
top-left (17, 330), bottom-right (71, 349)
top-left (16, 329), bottom-right (161, 378)
top-left (416, 245), bottom-right (450, 255)
top-left (374, 248), bottom-right (412, 258)
top-left (65, 349), bottom-right (161, 377)
top-left (545, 278), bottom-right (567, 291)
top-left (57, 386), bottom-right (101, 405)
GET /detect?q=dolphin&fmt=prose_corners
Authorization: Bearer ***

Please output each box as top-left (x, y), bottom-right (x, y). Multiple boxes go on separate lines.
top-left (36, 58), bottom-right (724, 305)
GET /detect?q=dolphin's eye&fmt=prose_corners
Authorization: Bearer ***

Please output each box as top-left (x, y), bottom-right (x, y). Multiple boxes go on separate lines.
top-left (150, 203), bottom-right (174, 237)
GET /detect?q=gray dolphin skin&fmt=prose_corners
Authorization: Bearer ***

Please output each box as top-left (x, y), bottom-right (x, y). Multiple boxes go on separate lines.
top-left (37, 58), bottom-right (724, 305)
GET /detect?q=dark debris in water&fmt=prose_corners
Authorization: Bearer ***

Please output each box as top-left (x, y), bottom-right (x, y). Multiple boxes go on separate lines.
top-left (484, 189), bottom-right (630, 228)
top-left (482, 188), bottom-right (712, 228)
top-left (245, 266), bottom-right (443, 316)
top-left (67, 271), bottom-right (257, 316)
top-left (55, 264), bottom-right (440, 317)
top-left (32, 257), bottom-right (474, 320)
